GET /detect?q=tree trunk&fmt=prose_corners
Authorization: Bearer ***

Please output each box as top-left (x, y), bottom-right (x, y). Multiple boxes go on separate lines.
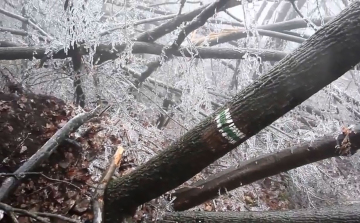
top-left (161, 204), bottom-right (360, 223)
top-left (172, 131), bottom-right (360, 211)
top-left (103, 2), bottom-right (360, 222)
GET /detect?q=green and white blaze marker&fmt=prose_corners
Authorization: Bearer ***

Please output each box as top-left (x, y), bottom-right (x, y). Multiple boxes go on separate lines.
top-left (215, 108), bottom-right (245, 144)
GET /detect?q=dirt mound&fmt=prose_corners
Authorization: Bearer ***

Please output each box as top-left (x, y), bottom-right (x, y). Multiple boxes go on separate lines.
top-left (0, 91), bottom-right (104, 222)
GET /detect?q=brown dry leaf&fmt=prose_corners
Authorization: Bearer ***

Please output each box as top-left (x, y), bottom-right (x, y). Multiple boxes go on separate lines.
top-left (7, 125), bottom-right (13, 132)
top-left (204, 202), bottom-right (213, 211)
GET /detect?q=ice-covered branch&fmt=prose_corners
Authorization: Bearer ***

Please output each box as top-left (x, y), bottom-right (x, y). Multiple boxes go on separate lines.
top-left (172, 130), bottom-right (360, 210)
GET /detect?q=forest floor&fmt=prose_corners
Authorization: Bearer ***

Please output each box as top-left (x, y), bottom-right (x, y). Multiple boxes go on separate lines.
top-left (0, 85), bottom-right (290, 222)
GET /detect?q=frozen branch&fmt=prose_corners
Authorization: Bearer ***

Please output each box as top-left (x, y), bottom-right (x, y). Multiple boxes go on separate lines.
top-left (0, 107), bottom-right (101, 201)
top-left (195, 29), bottom-right (306, 46)
top-left (288, 0), bottom-right (319, 31)
top-left (137, 0), bottom-right (237, 83)
top-left (0, 42), bottom-right (286, 63)
top-left (135, 0), bottom-right (241, 42)
top-left (0, 8), bottom-right (53, 40)
top-left (99, 14), bottom-right (176, 36)
top-left (172, 130), bottom-right (360, 210)
top-left (0, 27), bottom-right (47, 42)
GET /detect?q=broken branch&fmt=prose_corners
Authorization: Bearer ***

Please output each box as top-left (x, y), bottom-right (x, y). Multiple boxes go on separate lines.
top-left (92, 146), bottom-right (124, 223)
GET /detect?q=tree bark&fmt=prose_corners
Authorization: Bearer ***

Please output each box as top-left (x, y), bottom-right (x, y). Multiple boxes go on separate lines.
top-left (103, 2), bottom-right (360, 222)
top-left (172, 131), bottom-right (360, 211)
top-left (0, 42), bottom-right (285, 62)
top-left (161, 204), bottom-right (360, 223)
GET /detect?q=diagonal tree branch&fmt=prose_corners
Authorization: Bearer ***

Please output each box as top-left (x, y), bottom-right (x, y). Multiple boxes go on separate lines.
top-left (0, 8), bottom-right (53, 40)
top-left (137, 0), bottom-right (233, 84)
top-left (288, 0), bottom-right (319, 31)
top-left (134, 0), bottom-right (242, 42)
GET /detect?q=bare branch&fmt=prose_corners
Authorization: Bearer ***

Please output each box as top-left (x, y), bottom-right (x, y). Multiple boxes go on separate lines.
top-left (137, 0), bottom-right (235, 83)
top-left (135, 0), bottom-right (241, 42)
top-left (0, 202), bottom-right (48, 223)
top-left (172, 130), bottom-right (360, 210)
top-left (99, 14), bottom-right (176, 36)
top-left (0, 202), bottom-right (80, 223)
top-left (0, 172), bottom-right (81, 190)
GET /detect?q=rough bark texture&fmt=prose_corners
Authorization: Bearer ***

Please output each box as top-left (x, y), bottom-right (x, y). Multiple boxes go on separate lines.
top-left (103, 2), bottom-right (360, 222)
top-left (162, 204), bottom-right (360, 223)
top-left (172, 131), bottom-right (360, 211)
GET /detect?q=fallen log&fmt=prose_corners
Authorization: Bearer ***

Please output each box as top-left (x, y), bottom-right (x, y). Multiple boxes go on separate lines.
top-left (162, 204), bottom-right (360, 223)
top-left (172, 129), bottom-right (360, 211)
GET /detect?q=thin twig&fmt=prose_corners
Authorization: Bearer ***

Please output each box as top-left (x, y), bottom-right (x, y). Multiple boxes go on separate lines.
top-left (119, 66), bottom-right (188, 131)
top-left (0, 202), bottom-right (48, 223)
top-left (99, 14), bottom-right (176, 36)
top-left (0, 201), bottom-right (80, 223)
top-left (288, 0), bottom-right (318, 31)
top-left (0, 172), bottom-right (81, 190)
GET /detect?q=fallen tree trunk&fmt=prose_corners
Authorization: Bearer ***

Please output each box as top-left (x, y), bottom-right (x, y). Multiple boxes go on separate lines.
top-left (102, 2), bottom-right (360, 222)
top-left (172, 130), bottom-right (360, 211)
top-left (161, 204), bottom-right (360, 223)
